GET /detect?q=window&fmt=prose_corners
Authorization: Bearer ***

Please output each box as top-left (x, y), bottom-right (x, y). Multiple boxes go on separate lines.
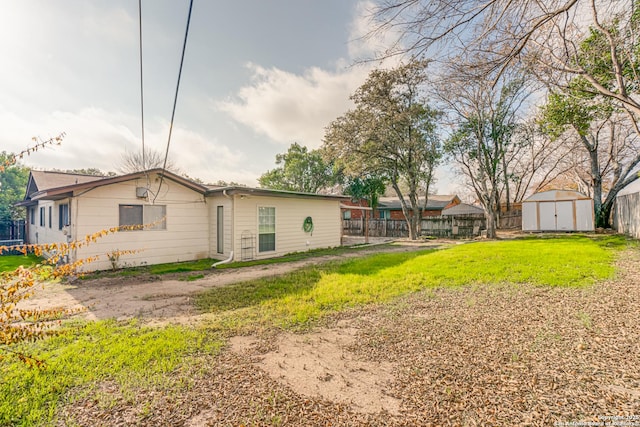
top-left (258, 206), bottom-right (275, 252)
top-left (59, 204), bottom-right (69, 229)
top-left (119, 204), bottom-right (166, 230)
top-left (379, 210), bottom-right (390, 219)
top-left (217, 206), bottom-right (224, 254)
top-left (30, 207), bottom-right (35, 225)
top-left (342, 210), bottom-right (351, 220)
top-left (48, 207), bottom-right (52, 228)
top-left (39, 207), bottom-right (45, 227)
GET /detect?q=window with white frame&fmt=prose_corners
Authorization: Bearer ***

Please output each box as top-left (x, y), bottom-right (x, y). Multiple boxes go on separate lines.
top-left (39, 207), bottom-right (45, 227)
top-left (119, 204), bottom-right (166, 230)
top-left (258, 206), bottom-right (275, 252)
top-left (342, 210), bottom-right (351, 220)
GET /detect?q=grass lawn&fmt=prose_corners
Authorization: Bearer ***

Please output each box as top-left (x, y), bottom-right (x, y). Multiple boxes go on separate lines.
top-left (0, 253), bottom-right (41, 272)
top-left (86, 244), bottom-right (379, 278)
top-left (195, 235), bottom-right (624, 331)
top-left (1, 234), bottom-right (631, 426)
top-left (0, 321), bottom-right (222, 426)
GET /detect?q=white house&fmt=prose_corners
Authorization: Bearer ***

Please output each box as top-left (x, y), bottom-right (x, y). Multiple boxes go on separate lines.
top-left (18, 169), bottom-right (346, 271)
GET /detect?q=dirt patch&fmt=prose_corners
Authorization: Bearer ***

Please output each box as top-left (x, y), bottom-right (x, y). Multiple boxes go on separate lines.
top-left (20, 241), bottom-right (437, 325)
top-left (51, 242), bottom-right (640, 425)
top-left (230, 320), bottom-right (400, 414)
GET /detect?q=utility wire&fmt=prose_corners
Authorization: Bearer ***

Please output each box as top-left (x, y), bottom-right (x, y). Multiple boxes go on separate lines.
top-left (138, 0), bottom-right (148, 185)
top-left (154, 0), bottom-right (194, 203)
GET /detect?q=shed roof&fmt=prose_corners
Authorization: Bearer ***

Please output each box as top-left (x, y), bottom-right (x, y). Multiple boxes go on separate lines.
top-left (523, 190), bottom-right (591, 202)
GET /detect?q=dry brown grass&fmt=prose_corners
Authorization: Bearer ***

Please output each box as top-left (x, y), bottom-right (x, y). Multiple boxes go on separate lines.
top-left (59, 247), bottom-right (640, 426)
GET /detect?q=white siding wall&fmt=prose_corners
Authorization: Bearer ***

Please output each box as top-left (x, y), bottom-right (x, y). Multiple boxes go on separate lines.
top-left (232, 195), bottom-right (341, 261)
top-left (26, 200), bottom-right (69, 245)
top-left (208, 196), bottom-right (234, 259)
top-left (73, 174), bottom-right (209, 271)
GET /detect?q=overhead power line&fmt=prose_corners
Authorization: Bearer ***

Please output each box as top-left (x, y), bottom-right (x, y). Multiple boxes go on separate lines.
top-left (138, 0), bottom-right (147, 179)
top-left (154, 0), bottom-right (195, 202)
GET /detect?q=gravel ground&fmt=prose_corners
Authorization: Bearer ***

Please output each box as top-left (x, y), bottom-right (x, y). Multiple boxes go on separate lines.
top-left (57, 246), bottom-right (640, 426)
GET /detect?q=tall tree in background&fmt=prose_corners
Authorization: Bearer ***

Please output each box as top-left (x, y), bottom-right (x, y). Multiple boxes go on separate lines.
top-left (540, 92), bottom-right (640, 228)
top-left (117, 148), bottom-right (177, 174)
top-left (323, 60), bottom-right (441, 240)
top-left (0, 152), bottom-right (30, 222)
top-left (259, 143), bottom-right (341, 193)
top-left (372, 1), bottom-right (640, 134)
top-left (442, 72), bottom-right (530, 238)
top-left (343, 175), bottom-right (387, 214)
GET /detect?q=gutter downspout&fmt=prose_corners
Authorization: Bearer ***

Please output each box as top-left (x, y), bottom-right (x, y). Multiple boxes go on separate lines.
top-left (212, 251), bottom-right (233, 268)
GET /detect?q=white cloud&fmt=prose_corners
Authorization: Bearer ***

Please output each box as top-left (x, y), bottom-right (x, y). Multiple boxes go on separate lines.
top-left (346, 0), bottom-right (402, 62)
top-left (216, 63), bottom-right (368, 148)
top-left (215, 0), bottom-right (405, 150)
top-left (0, 106), bottom-right (255, 185)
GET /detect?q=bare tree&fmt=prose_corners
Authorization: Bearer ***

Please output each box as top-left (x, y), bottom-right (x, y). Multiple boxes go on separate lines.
top-left (507, 119), bottom-right (578, 203)
top-left (373, 1), bottom-right (640, 132)
top-left (117, 148), bottom-right (178, 174)
top-left (540, 96), bottom-right (640, 227)
top-left (440, 67), bottom-right (531, 238)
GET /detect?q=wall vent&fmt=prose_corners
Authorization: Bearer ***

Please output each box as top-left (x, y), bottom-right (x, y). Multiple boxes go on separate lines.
top-left (136, 187), bottom-right (148, 198)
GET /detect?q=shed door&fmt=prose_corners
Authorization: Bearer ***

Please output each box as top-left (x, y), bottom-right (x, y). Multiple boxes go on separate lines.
top-left (539, 202), bottom-right (557, 230)
top-left (555, 201), bottom-right (574, 231)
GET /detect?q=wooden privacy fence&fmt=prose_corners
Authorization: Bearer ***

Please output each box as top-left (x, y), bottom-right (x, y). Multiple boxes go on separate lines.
top-left (614, 192), bottom-right (640, 239)
top-left (342, 215), bottom-right (487, 239)
top-left (499, 210), bottom-right (522, 229)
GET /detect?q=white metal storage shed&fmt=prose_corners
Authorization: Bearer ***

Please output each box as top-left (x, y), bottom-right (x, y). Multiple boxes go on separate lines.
top-left (522, 190), bottom-right (594, 232)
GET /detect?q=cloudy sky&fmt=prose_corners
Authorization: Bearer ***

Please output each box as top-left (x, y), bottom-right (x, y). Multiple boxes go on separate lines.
top-left (0, 0), bottom-right (455, 192)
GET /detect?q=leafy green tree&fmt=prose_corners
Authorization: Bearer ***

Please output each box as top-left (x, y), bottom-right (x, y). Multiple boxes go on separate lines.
top-left (343, 175), bottom-right (387, 214)
top-left (539, 92), bottom-right (640, 228)
top-left (323, 60), bottom-right (441, 240)
top-left (0, 152), bottom-right (29, 222)
top-left (259, 143), bottom-right (340, 193)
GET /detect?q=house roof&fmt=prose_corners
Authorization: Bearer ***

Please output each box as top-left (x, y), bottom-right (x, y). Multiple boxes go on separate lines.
top-left (18, 169), bottom-right (208, 205)
top-left (377, 195), bottom-right (459, 211)
top-left (206, 186), bottom-right (348, 201)
top-left (441, 203), bottom-right (484, 216)
top-left (29, 170), bottom-right (108, 191)
top-left (17, 168), bottom-right (348, 206)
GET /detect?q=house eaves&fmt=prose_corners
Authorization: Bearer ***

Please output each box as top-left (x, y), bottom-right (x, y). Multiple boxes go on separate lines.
top-left (17, 169), bottom-right (207, 206)
top-left (207, 186), bottom-right (349, 201)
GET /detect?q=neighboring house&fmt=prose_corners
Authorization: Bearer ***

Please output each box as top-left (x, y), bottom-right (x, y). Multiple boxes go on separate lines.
top-left (375, 195), bottom-right (461, 219)
top-left (340, 199), bottom-right (370, 220)
top-left (340, 195), bottom-right (461, 220)
top-left (17, 169), bottom-right (346, 271)
top-left (441, 203), bottom-right (484, 216)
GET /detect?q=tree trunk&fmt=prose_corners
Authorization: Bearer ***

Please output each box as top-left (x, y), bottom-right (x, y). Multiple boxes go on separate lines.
top-left (596, 198), bottom-right (613, 229)
top-left (409, 212), bottom-right (420, 240)
top-left (486, 208), bottom-right (498, 239)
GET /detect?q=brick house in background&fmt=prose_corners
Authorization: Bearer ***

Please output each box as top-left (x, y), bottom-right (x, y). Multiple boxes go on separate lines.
top-left (341, 195), bottom-right (461, 220)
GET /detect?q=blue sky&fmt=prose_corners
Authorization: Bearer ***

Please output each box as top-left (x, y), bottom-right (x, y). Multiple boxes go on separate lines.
top-left (0, 0), bottom-right (455, 192)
